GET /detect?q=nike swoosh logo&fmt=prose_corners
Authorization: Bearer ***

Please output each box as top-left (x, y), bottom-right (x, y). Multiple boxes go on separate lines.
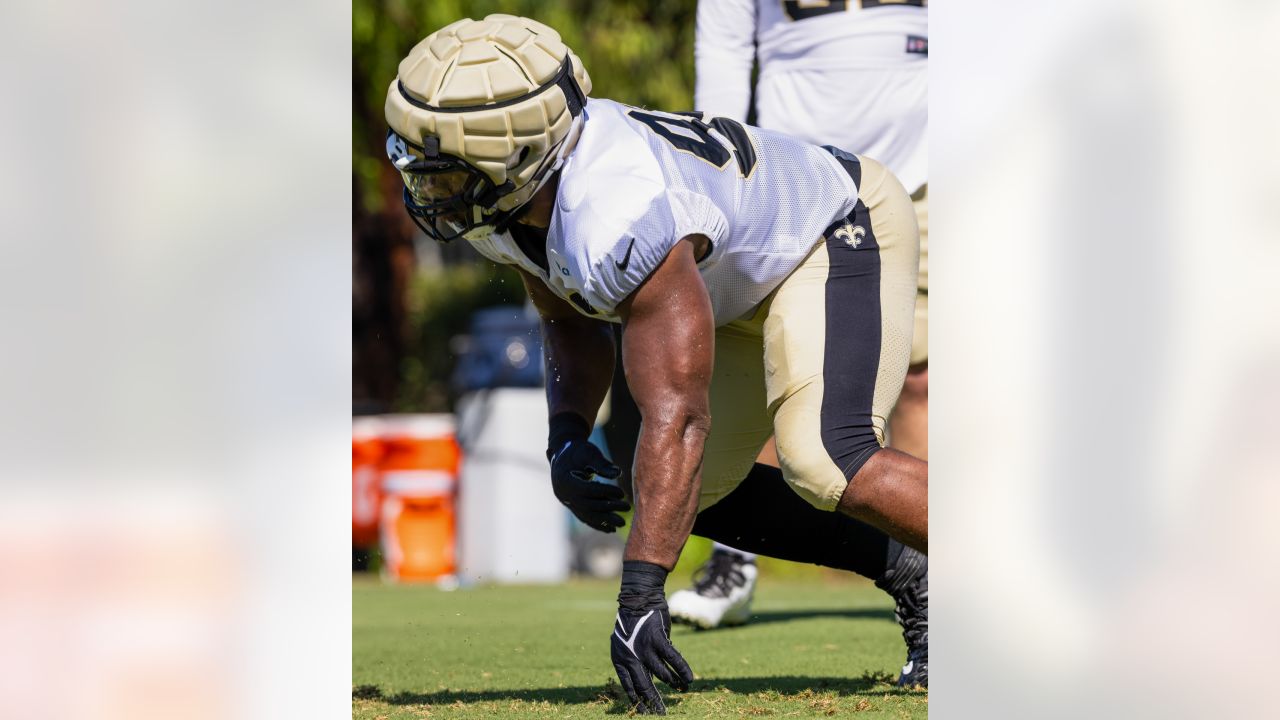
top-left (613, 610), bottom-right (654, 658)
top-left (614, 237), bottom-right (636, 271)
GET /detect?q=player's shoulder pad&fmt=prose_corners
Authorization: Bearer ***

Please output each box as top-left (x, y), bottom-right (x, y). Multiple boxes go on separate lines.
top-left (553, 101), bottom-right (673, 311)
top-left (556, 100), bottom-right (667, 225)
top-left (554, 100), bottom-right (730, 313)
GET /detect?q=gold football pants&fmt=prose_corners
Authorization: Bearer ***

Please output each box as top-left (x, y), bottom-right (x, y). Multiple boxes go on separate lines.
top-left (698, 155), bottom-right (920, 511)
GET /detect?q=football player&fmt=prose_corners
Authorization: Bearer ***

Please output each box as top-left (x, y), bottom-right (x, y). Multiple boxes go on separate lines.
top-left (384, 14), bottom-right (927, 714)
top-left (666, 0), bottom-right (928, 686)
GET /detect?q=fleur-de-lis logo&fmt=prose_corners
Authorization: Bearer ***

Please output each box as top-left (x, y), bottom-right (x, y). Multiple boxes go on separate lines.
top-left (834, 223), bottom-right (866, 249)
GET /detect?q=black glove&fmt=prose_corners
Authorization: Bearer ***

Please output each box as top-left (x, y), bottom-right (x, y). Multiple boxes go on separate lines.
top-left (611, 561), bottom-right (694, 714)
top-left (547, 412), bottom-right (629, 532)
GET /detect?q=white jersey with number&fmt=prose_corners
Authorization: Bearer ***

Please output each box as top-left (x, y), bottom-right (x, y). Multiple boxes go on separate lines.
top-left (470, 98), bottom-right (857, 326)
top-left (695, 0), bottom-right (927, 192)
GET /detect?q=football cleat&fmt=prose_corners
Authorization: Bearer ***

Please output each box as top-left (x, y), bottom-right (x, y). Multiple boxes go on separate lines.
top-left (668, 549), bottom-right (758, 630)
top-left (876, 547), bottom-right (928, 688)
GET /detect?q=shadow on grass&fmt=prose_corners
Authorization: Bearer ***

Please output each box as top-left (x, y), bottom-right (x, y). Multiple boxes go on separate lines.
top-left (738, 606), bottom-right (895, 627)
top-left (355, 671), bottom-right (918, 714)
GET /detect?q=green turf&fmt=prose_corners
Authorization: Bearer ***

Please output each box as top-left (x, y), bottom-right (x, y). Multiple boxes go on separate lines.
top-left (353, 574), bottom-right (927, 718)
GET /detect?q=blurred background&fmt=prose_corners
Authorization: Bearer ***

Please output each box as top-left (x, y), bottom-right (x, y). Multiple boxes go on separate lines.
top-left (352, 0), bottom-right (758, 587)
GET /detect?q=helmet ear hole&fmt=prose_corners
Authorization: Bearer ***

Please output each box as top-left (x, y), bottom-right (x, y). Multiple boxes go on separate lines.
top-left (507, 145), bottom-right (535, 179)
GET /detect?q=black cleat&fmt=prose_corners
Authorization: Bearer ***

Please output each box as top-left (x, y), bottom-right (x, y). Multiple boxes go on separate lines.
top-left (876, 547), bottom-right (928, 688)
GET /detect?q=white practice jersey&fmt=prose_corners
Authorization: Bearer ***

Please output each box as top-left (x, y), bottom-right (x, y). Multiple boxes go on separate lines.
top-left (695, 0), bottom-right (927, 192)
top-left (469, 98), bottom-right (857, 327)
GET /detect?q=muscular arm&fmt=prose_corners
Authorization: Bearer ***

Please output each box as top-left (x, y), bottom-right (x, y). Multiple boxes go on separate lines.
top-left (617, 238), bottom-right (715, 569)
top-left (518, 269), bottom-right (615, 425)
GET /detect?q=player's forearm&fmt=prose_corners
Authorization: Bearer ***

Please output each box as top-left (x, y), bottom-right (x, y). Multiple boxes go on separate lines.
top-left (542, 315), bottom-right (615, 424)
top-left (625, 409), bottom-right (709, 569)
top-left (620, 335), bottom-right (712, 568)
top-left (614, 239), bottom-right (715, 569)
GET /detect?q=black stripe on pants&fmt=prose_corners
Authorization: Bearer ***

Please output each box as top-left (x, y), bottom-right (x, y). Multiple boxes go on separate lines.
top-left (819, 188), bottom-right (884, 483)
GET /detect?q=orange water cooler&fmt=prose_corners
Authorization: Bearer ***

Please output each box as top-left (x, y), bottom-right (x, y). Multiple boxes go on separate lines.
top-left (352, 416), bottom-right (385, 550)
top-left (378, 415), bottom-right (461, 583)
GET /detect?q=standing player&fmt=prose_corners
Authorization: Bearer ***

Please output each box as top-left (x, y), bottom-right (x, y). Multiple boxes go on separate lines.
top-left (384, 14), bottom-right (927, 712)
top-left (667, 0), bottom-right (928, 684)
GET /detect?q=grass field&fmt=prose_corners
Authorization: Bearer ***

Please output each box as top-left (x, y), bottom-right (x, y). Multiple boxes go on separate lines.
top-left (353, 574), bottom-right (927, 718)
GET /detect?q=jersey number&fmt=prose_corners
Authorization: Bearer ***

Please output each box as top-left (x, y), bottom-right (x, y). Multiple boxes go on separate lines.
top-left (783, 0), bottom-right (924, 21)
top-left (626, 109), bottom-right (758, 178)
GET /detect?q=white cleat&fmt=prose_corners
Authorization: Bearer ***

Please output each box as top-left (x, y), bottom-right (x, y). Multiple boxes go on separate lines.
top-left (668, 550), bottom-right (758, 630)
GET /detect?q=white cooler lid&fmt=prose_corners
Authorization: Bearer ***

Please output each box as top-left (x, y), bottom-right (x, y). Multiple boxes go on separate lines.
top-left (378, 413), bottom-right (456, 439)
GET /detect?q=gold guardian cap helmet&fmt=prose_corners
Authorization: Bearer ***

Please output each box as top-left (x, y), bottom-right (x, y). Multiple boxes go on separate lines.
top-left (384, 14), bottom-right (592, 242)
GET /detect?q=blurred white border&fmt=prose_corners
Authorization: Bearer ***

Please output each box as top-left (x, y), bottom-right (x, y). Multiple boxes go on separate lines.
top-left (0, 1), bottom-right (350, 718)
top-left (3, 0), bottom-right (1279, 716)
top-left (935, 0), bottom-right (1280, 716)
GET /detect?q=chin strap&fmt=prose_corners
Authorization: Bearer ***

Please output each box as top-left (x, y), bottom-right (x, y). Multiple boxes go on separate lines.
top-left (490, 204), bottom-right (529, 235)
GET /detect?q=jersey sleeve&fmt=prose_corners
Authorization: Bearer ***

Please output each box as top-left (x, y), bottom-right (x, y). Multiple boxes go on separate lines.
top-left (694, 0), bottom-right (757, 121)
top-left (556, 184), bottom-right (729, 318)
top-left (596, 188), bottom-right (728, 312)
top-left (552, 101), bottom-right (731, 317)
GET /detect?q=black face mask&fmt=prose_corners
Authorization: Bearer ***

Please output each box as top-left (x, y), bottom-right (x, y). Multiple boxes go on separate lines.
top-left (385, 130), bottom-right (515, 243)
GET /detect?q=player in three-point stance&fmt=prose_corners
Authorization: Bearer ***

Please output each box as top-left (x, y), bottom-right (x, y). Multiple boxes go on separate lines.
top-left (384, 14), bottom-right (927, 714)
